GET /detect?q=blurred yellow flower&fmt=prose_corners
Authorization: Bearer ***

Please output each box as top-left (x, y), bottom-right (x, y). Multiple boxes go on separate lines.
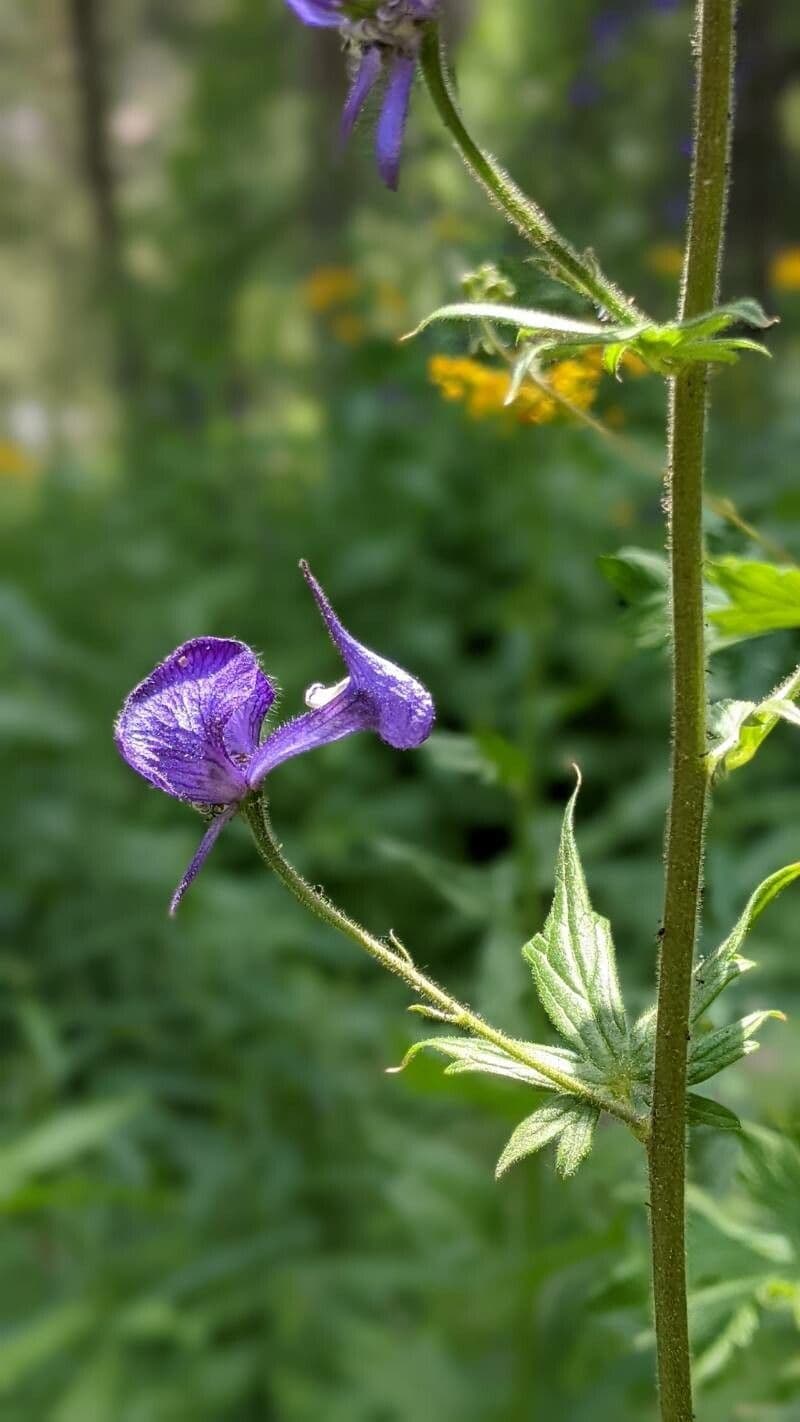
top-left (769, 246), bottom-right (800, 291)
top-left (428, 353), bottom-right (601, 426)
top-left (0, 440), bottom-right (38, 481)
top-left (329, 313), bottom-right (368, 346)
top-left (374, 280), bottom-right (408, 319)
top-left (302, 265), bottom-right (360, 313)
top-left (645, 243), bottom-right (684, 278)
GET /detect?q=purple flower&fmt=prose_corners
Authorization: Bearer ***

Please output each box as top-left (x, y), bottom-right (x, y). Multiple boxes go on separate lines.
top-left (115, 562), bottom-right (434, 912)
top-left (285, 0), bottom-right (440, 190)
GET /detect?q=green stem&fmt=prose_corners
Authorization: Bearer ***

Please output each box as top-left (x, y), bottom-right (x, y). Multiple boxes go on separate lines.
top-left (243, 796), bottom-right (647, 1137)
top-left (419, 27), bottom-right (646, 326)
top-left (649, 3), bottom-right (737, 1419)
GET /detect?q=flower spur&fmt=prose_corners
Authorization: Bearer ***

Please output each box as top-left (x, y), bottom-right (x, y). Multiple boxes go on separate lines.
top-left (115, 562), bottom-right (434, 912)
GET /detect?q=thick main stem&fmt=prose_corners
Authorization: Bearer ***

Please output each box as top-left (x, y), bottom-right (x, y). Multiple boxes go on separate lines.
top-left (649, 3), bottom-right (737, 1420)
top-left (419, 29), bottom-right (645, 325)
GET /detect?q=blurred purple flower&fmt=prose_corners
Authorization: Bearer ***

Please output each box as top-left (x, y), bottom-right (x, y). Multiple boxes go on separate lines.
top-left (116, 562), bottom-right (434, 912)
top-left (284, 0), bottom-right (439, 189)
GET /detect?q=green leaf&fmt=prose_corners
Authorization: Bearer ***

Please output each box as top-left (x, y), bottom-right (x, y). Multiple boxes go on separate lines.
top-left (555, 1102), bottom-right (599, 1177)
top-left (707, 664), bottom-right (800, 776)
top-left (388, 1035), bottom-right (602, 1093)
top-left (686, 1094), bottom-right (742, 1133)
top-left (693, 1300), bottom-right (760, 1387)
top-left (495, 1098), bottom-right (595, 1178)
top-left (523, 776), bottom-right (629, 1070)
top-left (688, 1011), bottom-right (785, 1085)
top-left (706, 557), bottom-right (800, 640)
top-left (0, 1097), bottom-right (143, 1201)
top-left (402, 301), bottom-right (624, 345)
top-left (598, 548), bottom-right (670, 650)
top-left (0, 1303), bottom-right (94, 1393)
top-left (404, 295), bottom-right (774, 374)
top-left (692, 862), bottom-right (800, 1020)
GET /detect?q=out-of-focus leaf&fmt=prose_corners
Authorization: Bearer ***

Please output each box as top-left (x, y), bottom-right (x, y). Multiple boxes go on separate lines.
top-left (523, 777), bottom-right (629, 1070)
top-left (0, 1303), bottom-right (94, 1393)
top-left (706, 558), bottom-right (800, 639)
top-left (598, 548), bottom-right (671, 650)
top-left (687, 1184), bottom-right (793, 1264)
top-left (0, 1098), bottom-right (143, 1200)
top-left (693, 1300), bottom-right (760, 1387)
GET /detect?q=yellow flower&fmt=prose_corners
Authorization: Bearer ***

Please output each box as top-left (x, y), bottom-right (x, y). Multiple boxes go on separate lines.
top-left (645, 243), bottom-right (684, 278)
top-left (0, 440), bottom-right (38, 481)
top-left (769, 246), bottom-right (800, 292)
top-left (302, 265), bottom-right (360, 313)
top-left (329, 312), bottom-right (367, 346)
top-left (428, 353), bottom-right (601, 426)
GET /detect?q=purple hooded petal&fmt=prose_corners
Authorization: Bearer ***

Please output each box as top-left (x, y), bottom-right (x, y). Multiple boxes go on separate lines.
top-left (375, 53), bottom-right (416, 190)
top-left (116, 637), bottom-right (274, 806)
top-left (247, 563), bottom-right (433, 786)
top-left (169, 807), bottom-right (236, 915)
top-left (284, 0), bottom-right (342, 27)
top-left (341, 46), bottom-right (383, 143)
top-left (301, 562), bottom-right (434, 748)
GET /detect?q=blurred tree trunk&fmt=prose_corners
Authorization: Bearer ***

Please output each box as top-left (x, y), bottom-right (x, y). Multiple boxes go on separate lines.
top-left (67, 0), bottom-right (141, 393)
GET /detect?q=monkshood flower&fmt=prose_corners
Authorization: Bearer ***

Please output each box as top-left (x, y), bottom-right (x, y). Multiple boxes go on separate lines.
top-left (115, 562), bottom-right (434, 912)
top-left (285, 0), bottom-right (440, 189)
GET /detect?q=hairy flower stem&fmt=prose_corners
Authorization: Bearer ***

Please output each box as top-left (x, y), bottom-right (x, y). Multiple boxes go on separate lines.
top-left (419, 27), bottom-right (645, 326)
top-left (649, 2), bottom-right (737, 1419)
top-left (244, 796), bottom-right (647, 1137)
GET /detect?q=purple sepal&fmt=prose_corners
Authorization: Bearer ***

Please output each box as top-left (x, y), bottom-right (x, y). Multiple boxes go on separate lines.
top-left (115, 638), bottom-right (274, 807)
top-left (247, 562), bottom-right (434, 785)
top-left (284, 0), bottom-right (341, 27)
top-left (341, 46), bottom-right (383, 143)
top-left (169, 807), bottom-right (236, 915)
top-left (376, 54), bottom-right (416, 190)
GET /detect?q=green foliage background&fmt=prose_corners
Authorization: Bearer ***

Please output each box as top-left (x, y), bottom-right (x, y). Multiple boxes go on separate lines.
top-left (1, 1), bottom-right (800, 1416)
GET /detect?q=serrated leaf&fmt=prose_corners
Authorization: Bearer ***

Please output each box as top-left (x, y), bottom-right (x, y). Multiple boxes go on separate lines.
top-left (496, 1098), bottom-right (585, 1177)
top-left (405, 296), bottom-right (774, 375)
top-left (555, 1102), bottom-right (599, 1177)
top-left (706, 557), bottom-right (800, 640)
top-left (688, 1011), bottom-right (785, 1085)
top-left (707, 664), bottom-right (800, 776)
top-left (686, 1094), bottom-right (742, 1133)
top-left (388, 1035), bottom-right (601, 1092)
top-left (523, 777), bottom-right (629, 1070)
top-left (692, 862), bottom-right (800, 1020)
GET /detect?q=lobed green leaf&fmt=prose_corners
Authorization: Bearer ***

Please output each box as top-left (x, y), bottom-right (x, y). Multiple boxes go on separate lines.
top-left (523, 776), bottom-right (629, 1071)
top-left (388, 1035), bottom-right (602, 1093)
top-left (688, 1011), bottom-right (785, 1086)
top-left (495, 1097), bottom-right (597, 1178)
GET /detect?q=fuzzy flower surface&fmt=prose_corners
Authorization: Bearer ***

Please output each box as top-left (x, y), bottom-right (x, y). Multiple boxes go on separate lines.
top-left (115, 562), bottom-right (434, 912)
top-left (284, 0), bottom-right (439, 189)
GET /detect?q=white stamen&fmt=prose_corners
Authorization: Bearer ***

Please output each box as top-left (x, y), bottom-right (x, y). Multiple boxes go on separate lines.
top-left (305, 676), bottom-right (350, 710)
